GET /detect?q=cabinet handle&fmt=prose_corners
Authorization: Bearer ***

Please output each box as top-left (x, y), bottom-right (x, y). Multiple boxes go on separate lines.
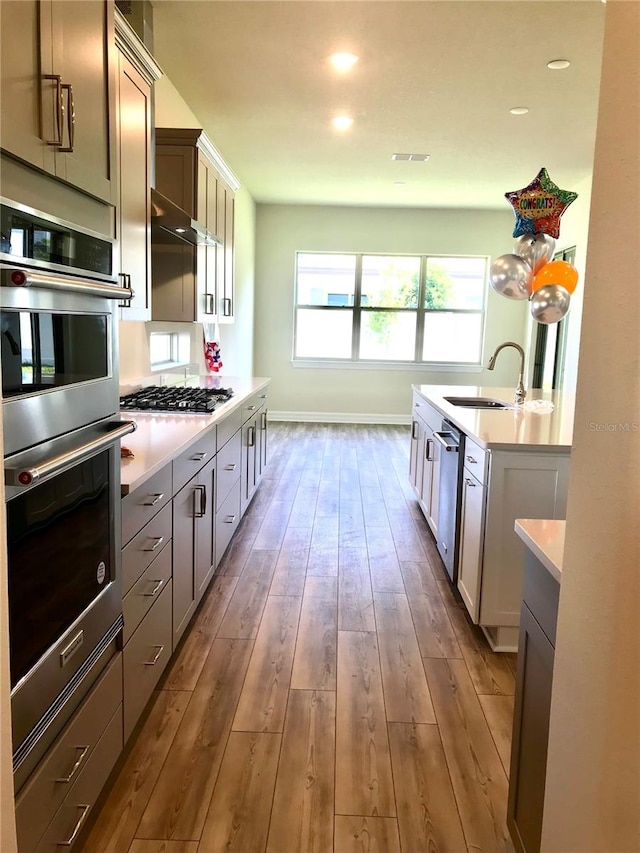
top-left (43, 74), bottom-right (63, 146)
top-left (465, 478), bottom-right (477, 487)
top-left (246, 405), bottom-right (256, 411)
top-left (224, 514), bottom-right (236, 524)
top-left (144, 645), bottom-right (164, 666)
top-left (260, 394), bottom-right (267, 399)
top-left (118, 273), bottom-right (134, 307)
top-left (411, 420), bottom-right (418, 440)
top-left (191, 451), bottom-right (208, 461)
top-left (59, 83), bottom-right (75, 152)
top-left (222, 297), bottom-right (232, 316)
top-left (261, 411), bottom-right (267, 430)
top-left (55, 745), bottom-right (89, 784)
top-left (205, 293), bottom-right (215, 315)
top-left (143, 579), bottom-right (164, 598)
top-left (194, 484), bottom-right (206, 517)
top-left (143, 493), bottom-right (164, 507)
top-left (58, 804), bottom-right (90, 847)
top-left (425, 438), bottom-right (433, 461)
top-left (466, 455), bottom-right (477, 464)
top-left (248, 426), bottom-right (255, 447)
top-left (224, 463), bottom-right (237, 471)
top-left (143, 536), bottom-right (164, 553)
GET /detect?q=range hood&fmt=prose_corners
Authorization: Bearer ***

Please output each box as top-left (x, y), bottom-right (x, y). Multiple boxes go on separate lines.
top-left (151, 188), bottom-right (221, 247)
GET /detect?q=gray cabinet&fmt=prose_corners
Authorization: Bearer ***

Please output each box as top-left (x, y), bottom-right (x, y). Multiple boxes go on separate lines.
top-left (508, 551), bottom-right (560, 853)
top-left (0, 0), bottom-right (116, 204)
top-left (240, 391), bottom-right (268, 514)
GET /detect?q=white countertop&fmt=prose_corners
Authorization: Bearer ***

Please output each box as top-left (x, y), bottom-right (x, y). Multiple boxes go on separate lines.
top-left (514, 518), bottom-right (565, 583)
top-left (413, 385), bottom-right (575, 451)
top-left (120, 376), bottom-right (270, 495)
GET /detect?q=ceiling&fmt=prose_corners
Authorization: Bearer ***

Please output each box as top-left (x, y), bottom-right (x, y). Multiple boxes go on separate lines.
top-left (150, 0), bottom-right (606, 210)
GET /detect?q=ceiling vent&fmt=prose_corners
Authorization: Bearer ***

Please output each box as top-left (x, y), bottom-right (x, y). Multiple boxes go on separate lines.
top-left (391, 153), bottom-right (430, 162)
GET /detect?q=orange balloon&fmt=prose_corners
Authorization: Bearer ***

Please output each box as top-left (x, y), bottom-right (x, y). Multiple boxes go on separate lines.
top-left (532, 260), bottom-right (579, 295)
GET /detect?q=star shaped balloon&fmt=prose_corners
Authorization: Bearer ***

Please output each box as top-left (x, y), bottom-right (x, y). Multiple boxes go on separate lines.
top-left (505, 168), bottom-right (578, 239)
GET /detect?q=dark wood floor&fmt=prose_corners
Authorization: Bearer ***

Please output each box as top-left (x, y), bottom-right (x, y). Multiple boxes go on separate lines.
top-left (85, 422), bottom-right (517, 853)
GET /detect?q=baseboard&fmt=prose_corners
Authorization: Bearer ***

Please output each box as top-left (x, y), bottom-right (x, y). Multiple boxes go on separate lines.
top-left (268, 411), bottom-right (411, 425)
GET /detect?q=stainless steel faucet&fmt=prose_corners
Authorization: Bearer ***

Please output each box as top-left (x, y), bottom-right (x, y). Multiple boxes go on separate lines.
top-left (487, 341), bottom-right (526, 404)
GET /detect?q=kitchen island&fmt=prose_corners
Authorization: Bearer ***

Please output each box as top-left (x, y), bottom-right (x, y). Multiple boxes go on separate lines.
top-left (410, 385), bottom-right (572, 651)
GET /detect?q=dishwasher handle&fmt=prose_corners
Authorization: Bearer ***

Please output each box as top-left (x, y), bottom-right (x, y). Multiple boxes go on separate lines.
top-left (433, 431), bottom-right (460, 452)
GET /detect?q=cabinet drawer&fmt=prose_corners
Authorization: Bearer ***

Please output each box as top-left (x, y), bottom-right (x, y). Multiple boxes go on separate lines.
top-left (217, 406), bottom-right (242, 450)
top-left (216, 428), bottom-right (241, 511)
top-left (173, 430), bottom-right (216, 494)
top-left (33, 705), bottom-right (123, 853)
top-left (215, 478), bottom-right (241, 567)
top-left (123, 581), bottom-right (173, 742)
top-left (16, 653), bottom-right (123, 853)
top-left (121, 465), bottom-right (172, 546)
top-left (122, 502), bottom-right (173, 595)
top-left (123, 543), bottom-right (172, 645)
top-left (413, 393), bottom-right (441, 433)
top-left (463, 435), bottom-right (489, 485)
top-left (241, 390), bottom-right (268, 424)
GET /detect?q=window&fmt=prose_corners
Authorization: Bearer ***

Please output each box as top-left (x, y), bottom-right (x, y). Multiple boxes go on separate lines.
top-left (149, 331), bottom-right (190, 369)
top-left (294, 252), bottom-right (487, 364)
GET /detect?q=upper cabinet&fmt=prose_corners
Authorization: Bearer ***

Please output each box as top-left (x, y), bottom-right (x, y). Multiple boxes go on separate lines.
top-left (0, 0), bottom-right (117, 205)
top-left (152, 128), bottom-right (239, 324)
top-left (115, 11), bottom-right (161, 322)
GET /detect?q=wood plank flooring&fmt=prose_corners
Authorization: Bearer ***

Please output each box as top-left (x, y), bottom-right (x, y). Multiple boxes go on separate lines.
top-left (85, 423), bottom-right (516, 853)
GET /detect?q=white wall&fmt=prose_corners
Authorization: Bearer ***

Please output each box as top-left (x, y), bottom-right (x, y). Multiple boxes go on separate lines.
top-left (255, 203), bottom-right (528, 420)
top-left (117, 74), bottom-right (256, 382)
top-left (542, 2), bottom-right (640, 850)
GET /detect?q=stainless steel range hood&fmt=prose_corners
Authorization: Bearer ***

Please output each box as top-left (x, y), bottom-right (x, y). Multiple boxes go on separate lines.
top-left (151, 188), bottom-right (221, 247)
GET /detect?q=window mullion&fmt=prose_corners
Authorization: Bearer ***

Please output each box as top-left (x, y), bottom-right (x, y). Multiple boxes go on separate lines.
top-left (352, 254), bottom-right (362, 361)
top-left (415, 255), bottom-right (427, 362)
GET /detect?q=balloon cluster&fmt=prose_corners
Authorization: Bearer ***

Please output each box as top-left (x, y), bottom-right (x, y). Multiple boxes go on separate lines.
top-left (490, 168), bottom-right (579, 324)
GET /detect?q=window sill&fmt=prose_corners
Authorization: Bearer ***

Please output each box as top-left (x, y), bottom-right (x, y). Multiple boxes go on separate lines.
top-left (291, 360), bottom-right (484, 372)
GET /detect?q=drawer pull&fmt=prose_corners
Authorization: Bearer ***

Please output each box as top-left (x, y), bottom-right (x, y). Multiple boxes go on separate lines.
top-left (224, 463), bottom-right (237, 471)
top-left (144, 645), bottom-right (165, 666)
top-left (260, 394), bottom-right (267, 399)
top-left (465, 455), bottom-right (477, 464)
top-left (143, 493), bottom-right (164, 507)
top-left (224, 515), bottom-right (236, 524)
top-left (191, 452), bottom-right (208, 461)
top-left (55, 745), bottom-right (89, 784)
top-left (246, 404), bottom-right (256, 411)
top-left (465, 478), bottom-right (477, 487)
top-left (58, 803), bottom-right (90, 846)
top-left (143, 536), bottom-right (164, 553)
top-left (143, 579), bottom-right (164, 598)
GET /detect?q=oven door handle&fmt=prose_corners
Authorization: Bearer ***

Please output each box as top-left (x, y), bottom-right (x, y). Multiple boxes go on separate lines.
top-left (1, 267), bottom-right (133, 301)
top-left (5, 421), bottom-right (137, 487)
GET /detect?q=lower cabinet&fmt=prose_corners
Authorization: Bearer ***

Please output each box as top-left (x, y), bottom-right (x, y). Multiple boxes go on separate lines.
top-left (14, 653), bottom-right (123, 853)
top-left (457, 465), bottom-right (486, 622)
top-left (409, 391), bottom-right (441, 538)
top-left (240, 392), bottom-right (268, 514)
top-left (508, 551), bottom-right (560, 853)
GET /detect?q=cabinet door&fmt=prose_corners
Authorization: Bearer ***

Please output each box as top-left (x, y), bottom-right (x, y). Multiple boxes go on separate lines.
top-left (117, 49), bottom-right (151, 320)
top-left (0, 0), bottom-right (55, 174)
top-left (196, 151), bottom-right (219, 321)
top-left (457, 470), bottom-right (486, 622)
top-left (507, 603), bottom-right (555, 853)
top-left (172, 480), bottom-right (197, 648)
top-left (258, 406), bottom-right (268, 479)
top-left (218, 180), bottom-right (235, 321)
top-left (195, 456), bottom-right (216, 602)
top-left (51, 0), bottom-right (116, 202)
top-left (241, 414), bottom-right (258, 514)
top-left (409, 417), bottom-right (425, 494)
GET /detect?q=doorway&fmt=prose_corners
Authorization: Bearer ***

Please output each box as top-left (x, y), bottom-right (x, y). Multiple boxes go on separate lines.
top-left (531, 246), bottom-right (575, 390)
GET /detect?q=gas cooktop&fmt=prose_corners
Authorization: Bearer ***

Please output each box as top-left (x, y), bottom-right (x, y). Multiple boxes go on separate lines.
top-left (119, 385), bottom-right (234, 413)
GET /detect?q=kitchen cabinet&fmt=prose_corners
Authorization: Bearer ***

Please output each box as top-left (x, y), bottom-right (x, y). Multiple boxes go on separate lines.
top-left (508, 549), bottom-right (560, 853)
top-left (0, 0), bottom-right (116, 204)
top-left (172, 440), bottom-right (217, 647)
top-left (409, 391), bottom-right (441, 537)
top-left (115, 11), bottom-right (161, 321)
top-left (152, 128), bottom-right (239, 323)
top-left (240, 390), bottom-right (269, 514)
top-left (457, 460), bottom-right (486, 622)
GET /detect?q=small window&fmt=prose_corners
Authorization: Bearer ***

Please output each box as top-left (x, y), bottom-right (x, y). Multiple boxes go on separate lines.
top-left (149, 331), bottom-right (190, 369)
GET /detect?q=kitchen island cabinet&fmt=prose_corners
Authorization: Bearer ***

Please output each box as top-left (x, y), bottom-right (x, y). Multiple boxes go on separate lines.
top-left (410, 386), bottom-right (572, 651)
top-left (0, 0), bottom-right (116, 204)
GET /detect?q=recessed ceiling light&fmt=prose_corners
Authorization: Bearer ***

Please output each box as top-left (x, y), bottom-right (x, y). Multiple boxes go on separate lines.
top-left (547, 59), bottom-right (571, 70)
top-left (331, 115), bottom-right (353, 131)
top-left (510, 107), bottom-right (529, 115)
top-left (394, 181), bottom-right (406, 187)
top-left (329, 52), bottom-right (359, 72)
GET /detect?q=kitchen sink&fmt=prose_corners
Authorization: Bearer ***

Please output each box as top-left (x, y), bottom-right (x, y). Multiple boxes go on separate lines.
top-left (443, 396), bottom-right (515, 409)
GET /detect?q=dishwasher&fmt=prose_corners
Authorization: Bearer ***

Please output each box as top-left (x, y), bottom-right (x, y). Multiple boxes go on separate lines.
top-left (434, 419), bottom-right (465, 582)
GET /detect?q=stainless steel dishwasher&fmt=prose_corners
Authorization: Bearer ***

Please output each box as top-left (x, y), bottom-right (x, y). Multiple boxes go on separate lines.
top-left (434, 419), bottom-right (465, 582)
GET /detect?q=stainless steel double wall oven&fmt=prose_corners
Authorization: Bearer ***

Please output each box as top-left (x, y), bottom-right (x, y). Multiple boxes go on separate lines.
top-left (0, 197), bottom-right (134, 790)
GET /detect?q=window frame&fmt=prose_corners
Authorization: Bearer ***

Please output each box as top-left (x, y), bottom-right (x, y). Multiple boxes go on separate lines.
top-left (293, 251), bottom-right (489, 367)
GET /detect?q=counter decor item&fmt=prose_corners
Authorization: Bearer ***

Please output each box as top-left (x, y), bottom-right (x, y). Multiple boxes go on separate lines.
top-left (490, 167), bottom-right (580, 325)
top-left (204, 322), bottom-right (223, 372)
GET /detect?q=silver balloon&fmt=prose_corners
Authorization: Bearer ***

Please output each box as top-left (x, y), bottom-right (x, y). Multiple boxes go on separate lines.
top-left (514, 233), bottom-right (557, 275)
top-left (489, 254), bottom-right (532, 300)
top-left (530, 284), bottom-right (571, 324)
